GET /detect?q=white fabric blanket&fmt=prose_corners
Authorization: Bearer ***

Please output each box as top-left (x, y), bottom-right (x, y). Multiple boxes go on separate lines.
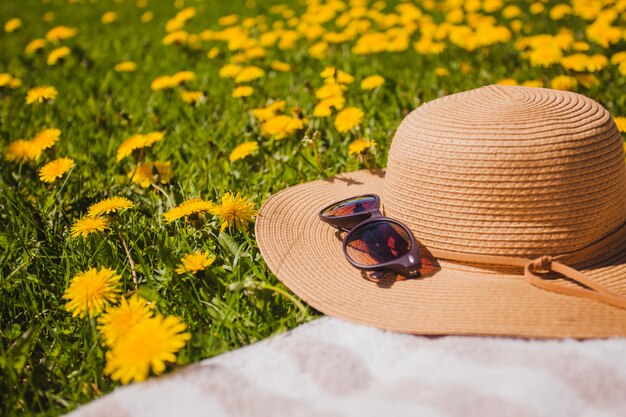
top-left (67, 317), bottom-right (626, 417)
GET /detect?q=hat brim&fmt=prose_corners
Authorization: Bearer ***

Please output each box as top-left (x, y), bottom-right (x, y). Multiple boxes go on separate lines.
top-left (256, 169), bottom-right (626, 338)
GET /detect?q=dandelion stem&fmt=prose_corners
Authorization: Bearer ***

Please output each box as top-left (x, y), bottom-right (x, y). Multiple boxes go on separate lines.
top-left (116, 227), bottom-right (137, 287)
top-left (258, 282), bottom-right (309, 320)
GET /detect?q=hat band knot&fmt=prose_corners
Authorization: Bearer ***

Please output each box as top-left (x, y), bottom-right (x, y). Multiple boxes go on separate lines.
top-left (530, 256), bottom-right (553, 274)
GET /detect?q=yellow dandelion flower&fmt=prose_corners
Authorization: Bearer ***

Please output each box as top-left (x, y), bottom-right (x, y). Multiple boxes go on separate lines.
top-left (71, 216), bottom-right (109, 238)
top-left (98, 295), bottom-right (153, 348)
top-left (87, 196), bottom-right (134, 217)
top-left (47, 46), bottom-right (70, 65)
top-left (614, 117), bottom-right (626, 132)
top-left (42, 12), bottom-right (55, 22)
top-left (5, 18), bottom-right (22, 33)
top-left (26, 86), bottom-right (58, 104)
top-left (207, 46), bottom-right (220, 59)
top-left (251, 100), bottom-right (286, 121)
top-left (218, 64), bottom-right (242, 78)
top-left (104, 314), bottom-right (191, 384)
top-left (611, 52), bottom-right (626, 65)
top-left (502, 5), bottom-right (521, 18)
top-left (435, 67), bottom-right (449, 77)
top-left (576, 74), bottom-right (599, 89)
top-left (38, 157), bottom-right (74, 183)
top-left (551, 75), bottom-right (577, 91)
top-left (234, 66), bottom-right (265, 83)
top-left (171, 71), bottom-right (195, 85)
top-left (348, 137), bottom-right (376, 155)
top-left (163, 30), bottom-right (190, 45)
top-left (46, 26), bottom-right (78, 42)
top-left (32, 128), bottom-right (61, 151)
top-left (244, 46), bottom-right (266, 59)
top-left (260, 115), bottom-right (306, 139)
top-left (526, 46), bottom-right (562, 68)
top-left (0, 73), bottom-right (12, 87)
top-left (530, 2), bottom-right (545, 14)
top-left (219, 14), bottom-right (239, 26)
top-left (116, 132), bottom-right (164, 161)
top-left (360, 75), bottom-right (385, 90)
top-left (25, 39), bottom-right (46, 55)
top-left (151, 76), bottom-right (174, 91)
top-left (321, 67), bottom-right (354, 84)
top-left (315, 83), bottom-right (346, 100)
top-left (572, 41), bottom-right (589, 51)
top-left (0, 73), bottom-right (21, 88)
top-left (101, 11), bottom-right (118, 24)
top-left (143, 131), bottom-right (164, 147)
top-left (141, 11), bottom-right (154, 23)
top-left (64, 267), bottom-right (121, 318)
top-left (313, 96), bottom-right (345, 117)
top-left (232, 86), bottom-right (254, 98)
top-left (550, 4), bottom-right (571, 20)
top-left (117, 134), bottom-right (145, 160)
top-left (334, 107), bottom-right (364, 133)
top-left (176, 6), bottom-right (197, 21)
top-left (4, 140), bottom-right (38, 162)
top-left (114, 61), bottom-right (137, 72)
top-left (163, 198), bottom-right (214, 223)
top-left (211, 192), bottom-right (257, 232)
top-left (128, 161), bottom-right (172, 188)
top-left (175, 251), bottom-right (216, 274)
top-left (229, 141), bottom-right (259, 162)
top-left (180, 90), bottom-right (203, 104)
top-left (270, 61), bottom-right (291, 72)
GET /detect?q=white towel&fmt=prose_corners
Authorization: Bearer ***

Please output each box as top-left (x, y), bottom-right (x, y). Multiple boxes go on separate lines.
top-left (67, 317), bottom-right (626, 417)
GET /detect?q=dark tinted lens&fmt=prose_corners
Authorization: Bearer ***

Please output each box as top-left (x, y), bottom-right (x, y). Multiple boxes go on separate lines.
top-left (345, 221), bottom-right (412, 266)
top-left (321, 196), bottom-right (378, 217)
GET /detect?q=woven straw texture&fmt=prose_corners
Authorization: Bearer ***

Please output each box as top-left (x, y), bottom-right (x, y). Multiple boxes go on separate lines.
top-left (256, 85), bottom-right (626, 338)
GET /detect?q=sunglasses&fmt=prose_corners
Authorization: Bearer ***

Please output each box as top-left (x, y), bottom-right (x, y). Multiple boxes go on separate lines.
top-left (319, 194), bottom-right (422, 279)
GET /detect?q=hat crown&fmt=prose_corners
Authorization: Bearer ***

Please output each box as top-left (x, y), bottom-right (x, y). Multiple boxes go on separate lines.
top-left (383, 85), bottom-right (626, 258)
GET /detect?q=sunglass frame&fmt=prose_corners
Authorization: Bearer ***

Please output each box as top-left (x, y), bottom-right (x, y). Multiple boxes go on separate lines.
top-left (319, 194), bottom-right (422, 278)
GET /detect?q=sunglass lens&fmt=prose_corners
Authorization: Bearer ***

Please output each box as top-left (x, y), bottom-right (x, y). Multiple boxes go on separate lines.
top-left (345, 220), bottom-right (412, 266)
top-left (321, 195), bottom-right (378, 217)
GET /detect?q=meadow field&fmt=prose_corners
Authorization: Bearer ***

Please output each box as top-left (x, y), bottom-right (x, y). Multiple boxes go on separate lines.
top-left (2, 0), bottom-right (626, 415)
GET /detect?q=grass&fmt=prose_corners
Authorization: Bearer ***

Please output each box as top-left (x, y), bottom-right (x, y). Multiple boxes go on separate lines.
top-left (1, 0), bottom-right (626, 415)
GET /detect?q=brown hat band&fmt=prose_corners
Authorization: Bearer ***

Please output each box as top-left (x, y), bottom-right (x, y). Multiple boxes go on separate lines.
top-left (428, 220), bottom-right (626, 310)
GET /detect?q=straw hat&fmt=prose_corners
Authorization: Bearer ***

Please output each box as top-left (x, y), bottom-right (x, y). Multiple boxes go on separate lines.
top-left (256, 85), bottom-right (626, 338)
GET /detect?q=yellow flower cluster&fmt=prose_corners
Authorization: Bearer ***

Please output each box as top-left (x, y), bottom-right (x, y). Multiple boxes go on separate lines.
top-left (0, 73), bottom-right (21, 89)
top-left (4, 128), bottom-right (61, 162)
top-left (64, 269), bottom-right (191, 384)
top-left (103, 308), bottom-right (190, 384)
top-left (151, 71), bottom-right (196, 91)
top-left (163, 193), bottom-right (257, 233)
top-left (252, 100), bottom-right (306, 139)
top-left (71, 197), bottom-right (135, 238)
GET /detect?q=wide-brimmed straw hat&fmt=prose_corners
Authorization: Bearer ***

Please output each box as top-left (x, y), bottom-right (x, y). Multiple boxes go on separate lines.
top-left (256, 85), bottom-right (626, 338)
